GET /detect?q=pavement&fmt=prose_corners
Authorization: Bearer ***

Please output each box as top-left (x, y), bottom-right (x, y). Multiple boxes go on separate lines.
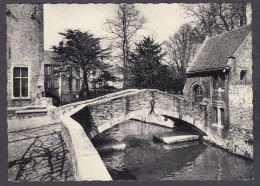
top-left (8, 116), bottom-right (60, 133)
top-left (8, 116), bottom-right (74, 181)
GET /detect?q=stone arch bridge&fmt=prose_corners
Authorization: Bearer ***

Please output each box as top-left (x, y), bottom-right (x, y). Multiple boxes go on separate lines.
top-left (48, 89), bottom-right (252, 180)
top-left (50, 89), bottom-right (209, 138)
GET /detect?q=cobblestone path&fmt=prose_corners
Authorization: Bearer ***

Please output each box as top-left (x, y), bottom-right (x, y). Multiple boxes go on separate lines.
top-left (8, 123), bottom-right (74, 181)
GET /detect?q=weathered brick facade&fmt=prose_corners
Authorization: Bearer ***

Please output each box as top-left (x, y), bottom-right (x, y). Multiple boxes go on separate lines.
top-left (7, 4), bottom-right (44, 107)
top-left (183, 27), bottom-right (253, 158)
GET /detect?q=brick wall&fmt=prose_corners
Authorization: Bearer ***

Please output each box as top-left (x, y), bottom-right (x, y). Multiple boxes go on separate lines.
top-left (230, 33), bottom-right (252, 85)
top-left (7, 4), bottom-right (44, 107)
top-left (227, 33), bottom-right (253, 158)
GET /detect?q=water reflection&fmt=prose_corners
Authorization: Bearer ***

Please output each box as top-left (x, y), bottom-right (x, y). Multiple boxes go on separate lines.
top-left (91, 120), bottom-right (253, 180)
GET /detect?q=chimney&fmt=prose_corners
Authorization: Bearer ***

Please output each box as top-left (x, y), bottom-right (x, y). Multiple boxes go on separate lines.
top-left (227, 56), bottom-right (236, 68)
top-left (59, 41), bottom-right (63, 48)
top-left (246, 3), bottom-right (252, 25)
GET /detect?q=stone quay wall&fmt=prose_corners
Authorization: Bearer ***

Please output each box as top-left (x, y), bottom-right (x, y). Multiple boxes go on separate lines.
top-left (60, 105), bottom-right (112, 181)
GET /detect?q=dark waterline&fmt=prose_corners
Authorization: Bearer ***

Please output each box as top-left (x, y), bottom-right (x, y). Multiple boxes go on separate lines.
top-left (91, 120), bottom-right (253, 180)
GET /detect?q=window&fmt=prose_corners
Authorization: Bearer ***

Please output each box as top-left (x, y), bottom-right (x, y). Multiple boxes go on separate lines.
top-left (213, 107), bottom-right (225, 126)
top-left (76, 79), bottom-right (80, 90)
top-left (220, 108), bottom-right (225, 126)
top-left (13, 67), bottom-right (28, 97)
top-left (46, 79), bottom-right (51, 88)
top-left (52, 80), bottom-right (59, 88)
top-left (240, 70), bottom-right (247, 81)
top-left (193, 84), bottom-right (203, 102)
top-left (46, 65), bottom-right (52, 75)
top-left (214, 107), bottom-right (218, 123)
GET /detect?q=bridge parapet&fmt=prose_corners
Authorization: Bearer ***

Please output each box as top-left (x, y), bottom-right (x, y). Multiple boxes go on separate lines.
top-left (48, 89), bottom-right (140, 121)
top-left (150, 90), bottom-right (207, 122)
top-left (69, 89), bottom-right (208, 139)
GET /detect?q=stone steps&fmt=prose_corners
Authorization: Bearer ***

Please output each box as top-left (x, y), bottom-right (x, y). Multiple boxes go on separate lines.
top-left (15, 108), bottom-right (48, 119)
top-left (153, 133), bottom-right (200, 144)
top-left (24, 106), bottom-right (47, 110)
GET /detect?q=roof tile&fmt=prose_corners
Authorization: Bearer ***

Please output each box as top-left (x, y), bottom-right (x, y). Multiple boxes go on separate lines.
top-left (188, 25), bottom-right (251, 73)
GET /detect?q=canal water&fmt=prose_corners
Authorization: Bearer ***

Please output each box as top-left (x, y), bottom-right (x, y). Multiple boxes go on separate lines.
top-left (91, 120), bottom-right (253, 180)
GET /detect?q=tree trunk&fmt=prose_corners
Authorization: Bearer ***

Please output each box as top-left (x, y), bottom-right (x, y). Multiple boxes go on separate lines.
top-left (83, 72), bottom-right (90, 97)
top-left (122, 9), bottom-right (128, 89)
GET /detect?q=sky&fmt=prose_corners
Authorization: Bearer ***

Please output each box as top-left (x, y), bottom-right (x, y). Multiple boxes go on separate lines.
top-left (44, 3), bottom-right (192, 50)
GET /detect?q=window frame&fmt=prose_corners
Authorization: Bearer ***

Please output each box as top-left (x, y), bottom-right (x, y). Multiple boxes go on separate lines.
top-left (193, 84), bottom-right (203, 102)
top-left (12, 66), bottom-right (30, 99)
top-left (52, 79), bottom-right (59, 89)
top-left (213, 107), bottom-right (218, 123)
top-left (220, 108), bottom-right (225, 126)
top-left (45, 79), bottom-right (51, 88)
top-left (46, 65), bottom-right (52, 75)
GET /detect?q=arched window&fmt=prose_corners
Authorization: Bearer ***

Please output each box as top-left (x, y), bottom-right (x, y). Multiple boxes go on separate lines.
top-left (193, 84), bottom-right (203, 102)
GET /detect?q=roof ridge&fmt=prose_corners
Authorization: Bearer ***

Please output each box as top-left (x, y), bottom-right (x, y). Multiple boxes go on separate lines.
top-left (188, 24), bottom-right (251, 73)
top-left (207, 24), bottom-right (251, 40)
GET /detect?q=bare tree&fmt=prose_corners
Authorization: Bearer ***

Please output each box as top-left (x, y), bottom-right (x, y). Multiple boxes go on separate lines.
top-left (104, 4), bottom-right (147, 88)
top-left (165, 24), bottom-right (203, 78)
top-left (182, 3), bottom-right (247, 37)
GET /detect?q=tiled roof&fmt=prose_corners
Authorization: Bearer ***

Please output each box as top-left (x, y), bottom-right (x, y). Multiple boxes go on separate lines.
top-left (44, 50), bottom-right (62, 65)
top-left (188, 24), bottom-right (251, 73)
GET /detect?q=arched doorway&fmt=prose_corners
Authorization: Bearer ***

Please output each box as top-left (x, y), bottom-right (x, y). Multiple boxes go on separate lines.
top-left (193, 84), bottom-right (203, 102)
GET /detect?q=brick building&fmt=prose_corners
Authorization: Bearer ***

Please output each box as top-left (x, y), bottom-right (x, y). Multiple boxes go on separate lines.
top-left (44, 50), bottom-right (106, 105)
top-left (183, 24), bottom-right (252, 130)
top-left (6, 4), bottom-right (44, 107)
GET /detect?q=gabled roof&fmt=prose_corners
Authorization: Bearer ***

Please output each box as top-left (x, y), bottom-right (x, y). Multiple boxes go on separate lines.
top-left (44, 50), bottom-right (62, 65)
top-left (188, 24), bottom-right (251, 73)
